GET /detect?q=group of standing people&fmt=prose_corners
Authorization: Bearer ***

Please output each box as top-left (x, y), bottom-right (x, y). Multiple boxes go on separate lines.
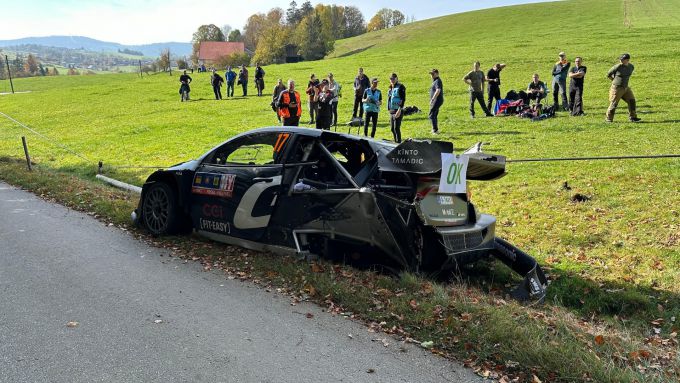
top-left (179, 63), bottom-right (266, 101)
top-left (180, 51), bottom-right (641, 143)
top-left (271, 68), bottom-right (419, 143)
top-left (464, 51), bottom-right (639, 122)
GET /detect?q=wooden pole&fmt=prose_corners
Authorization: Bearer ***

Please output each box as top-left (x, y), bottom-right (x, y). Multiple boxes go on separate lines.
top-left (139, 60), bottom-right (143, 78)
top-left (5, 55), bottom-right (15, 94)
top-left (21, 136), bottom-right (32, 171)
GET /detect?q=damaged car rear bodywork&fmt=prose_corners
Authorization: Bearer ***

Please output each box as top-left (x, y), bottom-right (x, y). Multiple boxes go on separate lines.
top-left (132, 127), bottom-right (547, 302)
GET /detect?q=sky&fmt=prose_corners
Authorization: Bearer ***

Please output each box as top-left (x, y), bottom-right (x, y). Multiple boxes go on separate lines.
top-left (1, 0), bottom-right (555, 45)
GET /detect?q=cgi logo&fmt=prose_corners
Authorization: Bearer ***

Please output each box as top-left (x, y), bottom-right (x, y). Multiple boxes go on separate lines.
top-left (202, 204), bottom-right (224, 219)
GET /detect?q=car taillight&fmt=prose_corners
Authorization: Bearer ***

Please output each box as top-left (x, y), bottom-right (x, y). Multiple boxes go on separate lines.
top-left (416, 185), bottom-right (436, 200)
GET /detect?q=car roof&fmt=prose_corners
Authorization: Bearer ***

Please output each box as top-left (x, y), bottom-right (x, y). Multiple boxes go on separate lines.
top-left (241, 126), bottom-right (397, 148)
top-left (196, 126), bottom-right (397, 163)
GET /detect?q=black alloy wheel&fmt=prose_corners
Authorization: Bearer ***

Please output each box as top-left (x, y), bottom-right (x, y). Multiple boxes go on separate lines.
top-left (142, 183), bottom-right (178, 235)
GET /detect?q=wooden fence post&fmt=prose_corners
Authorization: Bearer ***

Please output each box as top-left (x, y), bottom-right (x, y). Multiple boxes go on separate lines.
top-left (21, 136), bottom-right (32, 171)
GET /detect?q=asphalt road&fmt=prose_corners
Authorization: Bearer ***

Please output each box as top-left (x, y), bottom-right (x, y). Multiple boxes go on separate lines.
top-left (0, 181), bottom-right (482, 383)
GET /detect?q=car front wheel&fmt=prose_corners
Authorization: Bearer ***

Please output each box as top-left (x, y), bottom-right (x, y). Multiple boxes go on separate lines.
top-left (142, 182), bottom-right (181, 235)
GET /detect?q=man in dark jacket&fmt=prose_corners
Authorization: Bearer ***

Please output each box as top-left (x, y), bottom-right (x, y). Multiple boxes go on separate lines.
top-left (486, 63), bottom-right (506, 113)
top-left (428, 69), bottom-right (444, 134)
top-left (238, 65), bottom-right (249, 96)
top-left (254, 63), bottom-right (265, 97)
top-left (272, 79), bottom-right (287, 122)
top-left (387, 73), bottom-right (406, 143)
top-left (306, 74), bottom-right (320, 124)
top-left (551, 52), bottom-right (570, 111)
top-left (210, 69), bottom-right (224, 100)
top-left (352, 67), bottom-right (370, 119)
top-left (568, 57), bottom-right (587, 116)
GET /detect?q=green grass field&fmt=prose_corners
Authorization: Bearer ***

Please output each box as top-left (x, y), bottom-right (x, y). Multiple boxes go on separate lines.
top-left (1, 0), bottom-right (679, 381)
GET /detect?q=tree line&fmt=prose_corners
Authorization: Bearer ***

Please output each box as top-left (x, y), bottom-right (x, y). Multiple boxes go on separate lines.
top-left (188, 1), bottom-right (409, 66)
top-left (0, 50), bottom-right (61, 79)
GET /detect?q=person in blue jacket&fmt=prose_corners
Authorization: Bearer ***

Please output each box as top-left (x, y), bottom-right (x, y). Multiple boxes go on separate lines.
top-left (362, 78), bottom-right (382, 138)
top-left (225, 66), bottom-right (237, 97)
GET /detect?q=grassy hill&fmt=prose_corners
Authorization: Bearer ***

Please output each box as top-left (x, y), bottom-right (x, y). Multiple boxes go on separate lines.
top-left (1, 0), bottom-right (679, 381)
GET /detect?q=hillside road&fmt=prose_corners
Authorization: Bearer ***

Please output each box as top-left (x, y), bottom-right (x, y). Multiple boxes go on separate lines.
top-left (0, 181), bottom-right (482, 383)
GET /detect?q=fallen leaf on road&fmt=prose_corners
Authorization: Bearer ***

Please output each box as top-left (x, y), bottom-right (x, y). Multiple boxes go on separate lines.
top-left (366, 368), bottom-right (375, 373)
top-left (305, 313), bottom-right (314, 319)
top-left (420, 340), bottom-right (434, 349)
top-left (66, 321), bottom-right (79, 328)
top-left (154, 319), bottom-right (163, 324)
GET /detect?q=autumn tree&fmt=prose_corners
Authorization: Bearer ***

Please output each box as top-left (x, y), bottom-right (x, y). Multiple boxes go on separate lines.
top-left (176, 58), bottom-right (188, 69)
top-left (25, 54), bottom-right (39, 75)
top-left (191, 24), bottom-right (225, 64)
top-left (367, 8), bottom-right (405, 31)
top-left (252, 9), bottom-right (289, 65)
top-left (158, 49), bottom-right (170, 72)
top-left (243, 13), bottom-right (267, 52)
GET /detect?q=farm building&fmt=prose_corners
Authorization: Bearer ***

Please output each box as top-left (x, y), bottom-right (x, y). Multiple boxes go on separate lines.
top-left (197, 42), bottom-right (245, 66)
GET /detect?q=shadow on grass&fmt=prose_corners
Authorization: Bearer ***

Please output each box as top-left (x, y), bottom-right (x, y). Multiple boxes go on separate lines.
top-left (335, 45), bottom-right (376, 58)
top-left (459, 130), bottom-right (525, 136)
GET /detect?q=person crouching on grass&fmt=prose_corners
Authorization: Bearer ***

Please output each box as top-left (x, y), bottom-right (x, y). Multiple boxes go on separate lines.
top-left (277, 79), bottom-right (302, 126)
top-left (314, 79), bottom-right (334, 130)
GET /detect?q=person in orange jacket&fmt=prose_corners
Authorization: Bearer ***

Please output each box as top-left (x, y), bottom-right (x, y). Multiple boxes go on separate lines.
top-left (277, 79), bottom-right (302, 126)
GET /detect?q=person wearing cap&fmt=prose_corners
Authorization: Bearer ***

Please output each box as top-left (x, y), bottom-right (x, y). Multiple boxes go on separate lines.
top-left (388, 73), bottom-right (406, 143)
top-left (568, 57), bottom-right (587, 116)
top-left (486, 63), bottom-right (507, 113)
top-left (428, 69), bottom-right (444, 133)
top-left (314, 79), bottom-right (334, 130)
top-left (463, 61), bottom-right (493, 118)
top-left (353, 68), bottom-right (370, 119)
top-left (277, 79), bottom-right (302, 126)
top-left (606, 53), bottom-right (640, 122)
top-left (551, 52), bottom-right (571, 111)
top-left (362, 78), bottom-right (382, 138)
top-left (327, 73), bottom-right (341, 127)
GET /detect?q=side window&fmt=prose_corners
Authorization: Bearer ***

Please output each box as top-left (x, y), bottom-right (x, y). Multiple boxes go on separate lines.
top-left (208, 132), bottom-right (290, 165)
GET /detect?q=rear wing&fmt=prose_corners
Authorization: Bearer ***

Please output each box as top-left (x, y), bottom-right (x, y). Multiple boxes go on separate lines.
top-left (379, 140), bottom-right (506, 181)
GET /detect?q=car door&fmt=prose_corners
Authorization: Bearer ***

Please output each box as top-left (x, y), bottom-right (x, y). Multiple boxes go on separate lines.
top-left (191, 131), bottom-right (291, 242)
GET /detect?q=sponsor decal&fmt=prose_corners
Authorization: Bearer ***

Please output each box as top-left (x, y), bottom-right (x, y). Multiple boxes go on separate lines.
top-left (192, 173), bottom-right (236, 198)
top-left (199, 217), bottom-right (231, 234)
top-left (439, 153), bottom-right (468, 194)
top-left (202, 204), bottom-right (224, 219)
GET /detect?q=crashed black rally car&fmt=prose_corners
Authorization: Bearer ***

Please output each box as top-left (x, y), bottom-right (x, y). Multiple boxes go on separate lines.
top-left (132, 127), bottom-right (547, 301)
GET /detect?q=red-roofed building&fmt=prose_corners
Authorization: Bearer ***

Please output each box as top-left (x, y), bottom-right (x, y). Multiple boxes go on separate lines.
top-left (198, 41), bottom-right (246, 66)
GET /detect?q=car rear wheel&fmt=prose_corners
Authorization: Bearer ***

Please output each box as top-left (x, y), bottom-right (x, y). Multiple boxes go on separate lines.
top-left (142, 182), bottom-right (181, 235)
